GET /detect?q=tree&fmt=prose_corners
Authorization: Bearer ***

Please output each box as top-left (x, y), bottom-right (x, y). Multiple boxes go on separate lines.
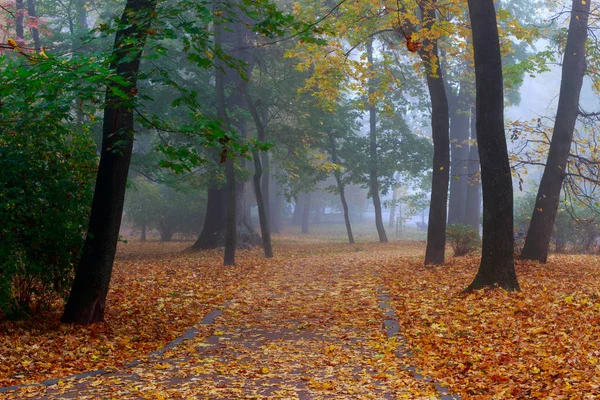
top-left (465, 106), bottom-right (480, 231)
top-left (520, 0), bottom-right (591, 263)
top-left (464, 0), bottom-right (519, 292)
top-left (416, 0), bottom-right (450, 265)
top-left (366, 38), bottom-right (389, 243)
top-left (61, 0), bottom-right (158, 324)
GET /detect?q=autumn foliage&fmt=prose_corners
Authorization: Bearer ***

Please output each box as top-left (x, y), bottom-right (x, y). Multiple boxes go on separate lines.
top-left (2, 238), bottom-right (600, 398)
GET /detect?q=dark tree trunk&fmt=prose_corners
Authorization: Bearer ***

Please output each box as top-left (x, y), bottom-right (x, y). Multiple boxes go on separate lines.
top-left (328, 134), bottom-right (354, 244)
top-left (246, 92), bottom-right (273, 258)
top-left (465, 0), bottom-right (519, 292)
top-left (61, 0), bottom-right (157, 324)
top-left (15, 0), bottom-right (25, 41)
top-left (366, 39), bottom-right (388, 243)
top-left (189, 185), bottom-right (226, 250)
top-left (301, 193), bottom-right (310, 234)
top-left (26, 0), bottom-right (41, 49)
top-left (213, 4), bottom-right (236, 266)
top-left (465, 106), bottom-right (481, 231)
top-left (417, 0), bottom-right (450, 265)
top-left (224, 158), bottom-right (237, 265)
top-left (447, 87), bottom-right (470, 225)
top-left (520, 0), bottom-right (590, 263)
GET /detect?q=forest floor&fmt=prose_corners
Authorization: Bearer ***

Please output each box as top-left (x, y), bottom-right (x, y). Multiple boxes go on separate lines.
top-left (2, 225), bottom-right (600, 398)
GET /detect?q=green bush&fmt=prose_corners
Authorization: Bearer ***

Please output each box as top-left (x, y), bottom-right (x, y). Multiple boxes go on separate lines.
top-left (0, 57), bottom-right (99, 318)
top-left (446, 223), bottom-right (480, 257)
top-left (124, 177), bottom-right (206, 241)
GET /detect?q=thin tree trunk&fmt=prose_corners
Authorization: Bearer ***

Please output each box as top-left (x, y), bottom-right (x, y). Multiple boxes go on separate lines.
top-left (465, 106), bottom-right (481, 231)
top-left (271, 179), bottom-right (282, 233)
top-left (366, 38), bottom-right (388, 243)
top-left (252, 151), bottom-right (273, 257)
top-left (246, 92), bottom-right (273, 258)
top-left (301, 193), bottom-right (310, 234)
top-left (328, 134), bottom-right (354, 244)
top-left (417, 0), bottom-right (450, 265)
top-left (224, 158), bottom-right (236, 265)
top-left (140, 220), bottom-right (147, 242)
top-left (261, 105), bottom-right (271, 227)
top-left (520, 0), bottom-right (590, 263)
top-left (26, 0), bottom-right (41, 49)
top-left (447, 87), bottom-right (470, 225)
top-left (388, 172), bottom-right (400, 229)
top-left (61, 0), bottom-right (158, 324)
top-left (465, 0), bottom-right (519, 292)
top-left (213, 1), bottom-right (236, 265)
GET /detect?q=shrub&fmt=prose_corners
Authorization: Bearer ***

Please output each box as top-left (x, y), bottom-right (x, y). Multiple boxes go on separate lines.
top-left (0, 56), bottom-right (99, 318)
top-left (447, 223), bottom-right (480, 257)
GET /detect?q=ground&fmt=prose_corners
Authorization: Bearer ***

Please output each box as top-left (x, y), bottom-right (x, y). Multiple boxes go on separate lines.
top-left (2, 223), bottom-right (600, 399)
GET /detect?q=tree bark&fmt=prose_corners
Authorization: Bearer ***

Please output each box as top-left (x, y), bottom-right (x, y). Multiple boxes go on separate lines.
top-left (520, 0), bottom-right (590, 263)
top-left (270, 179), bottom-right (282, 233)
top-left (366, 38), bottom-right (388, 243)
top-left (465, 0), bottom-right (519, 292)
top-left (246, 93), bottom-right (273, 258)
top-left (61, 0), bottom-right (158, 324)
top-left (301, 193), bottom-right (310, 234)
top-left (26, 0), bottom-right (41, 49)
top-left (447, 87), bottom-right (470, 225)
top-left (15, 0), bottom-right (25, 41)
top-left (465, 106), bottom-right (481, 231)
top-left (328, 134), bottom-right (354, 244)
top-left (224, 158), bottom-right (237, 265)
top-left (418, 1), bottom-right (450, 265)
top-left (189, 185), bottom-right (226, 250)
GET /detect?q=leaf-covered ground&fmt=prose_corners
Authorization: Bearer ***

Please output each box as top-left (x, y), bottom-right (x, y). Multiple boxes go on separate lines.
top-left (2, 234), bottom-right (600, 398)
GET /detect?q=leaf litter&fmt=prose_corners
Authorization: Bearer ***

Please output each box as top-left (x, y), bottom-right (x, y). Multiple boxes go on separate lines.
top-left (2, 237), bottom-right (600, 398)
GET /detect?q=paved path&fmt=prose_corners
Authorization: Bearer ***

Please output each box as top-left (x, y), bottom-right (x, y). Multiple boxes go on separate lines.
top-left (4, 252), bottom-right (457, 399)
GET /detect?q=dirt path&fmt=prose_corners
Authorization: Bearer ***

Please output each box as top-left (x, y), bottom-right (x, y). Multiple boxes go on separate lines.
top-left (5, 249), bottom-right (455, 399)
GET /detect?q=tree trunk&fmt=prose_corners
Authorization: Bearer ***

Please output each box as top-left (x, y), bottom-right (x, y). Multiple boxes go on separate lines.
top-left (328, 134), bottom-right (354, 244)
top-left (366, 39), bottom-right (388, 243)
top-left (301, 193), bottom-right (310, 234)
top-left (189, 185), bottom-right (226, 250)
top-left (270, 180), bottom-right (282, 233)
top-left (246, 91), bottom-right (273, 258)
top-left (26, 0), bottom-right (41, 49)
top-left (465, 0), bottom-right (519, 292)
top-left (447, 87), bottom-right (470, 225)
top-left (15, 0), bottom-right (25, 41)
top-left (465, 106), bottom-right (481, 231)
top-left (292, 196), bottom-right (303, 225)
top-left (140, 220), bottom-right (147, 242)
top-left (61, 0), bottom-right (158, 324)
top-left (520, 0), bottom-right (590, 263)
top-left (224, 158), bottom-right (236, 265)
top-left (418, 1), bottom-right (450, 265)
top-left (75, 0), bottom-right (88, 35)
